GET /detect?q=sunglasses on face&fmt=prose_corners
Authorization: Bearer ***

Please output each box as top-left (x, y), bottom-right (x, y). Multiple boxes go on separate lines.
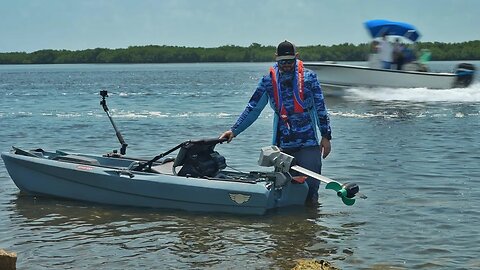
top-left (278, 59), bottom-right (296, 65)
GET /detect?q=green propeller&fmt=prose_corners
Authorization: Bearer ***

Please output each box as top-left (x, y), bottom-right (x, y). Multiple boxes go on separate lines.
top-left (325, 182), bottom-right (359, 206)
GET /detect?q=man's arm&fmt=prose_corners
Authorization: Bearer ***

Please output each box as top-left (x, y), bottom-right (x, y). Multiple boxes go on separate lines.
top-left (220, 77), bottom-right (270, 142)
top-left (307, 71), bottom-right (332, 140)
top-left (306, 70), bottom-right (332, 158)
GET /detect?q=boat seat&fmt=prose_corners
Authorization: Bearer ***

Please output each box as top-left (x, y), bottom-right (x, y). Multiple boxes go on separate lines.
top-left (12, 147), bottom-right (44, 158)
top-left (52, 154), bottom-right (101, 166)
top-left (150, 161), bottom-right (177, 175)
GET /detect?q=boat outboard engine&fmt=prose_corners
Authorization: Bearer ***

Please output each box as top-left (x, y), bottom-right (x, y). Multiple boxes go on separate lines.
top-left (453, 63), bottom-right (476, 88)
top-left (173, 138), bottom-right (227, 178)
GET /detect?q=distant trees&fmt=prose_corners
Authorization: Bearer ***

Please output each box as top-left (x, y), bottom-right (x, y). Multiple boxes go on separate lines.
top-left (416, 41), bottom-right (480, 60)
top-left (300, 43), bottom-right (371, 61)
top-left (1, 41), bottom-right (479, 64)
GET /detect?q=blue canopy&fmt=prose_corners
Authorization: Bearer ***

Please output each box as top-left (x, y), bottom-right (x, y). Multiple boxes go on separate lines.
top-left (364, 19), bottom-right (421, 42)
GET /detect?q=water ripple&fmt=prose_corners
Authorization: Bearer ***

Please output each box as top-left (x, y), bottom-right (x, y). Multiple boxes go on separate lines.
top-left (1, 62), bottom-right (479, 269)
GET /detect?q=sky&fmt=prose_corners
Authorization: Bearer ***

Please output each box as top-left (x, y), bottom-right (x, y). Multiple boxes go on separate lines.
top-left (1, 0), bottom-right (479, 53)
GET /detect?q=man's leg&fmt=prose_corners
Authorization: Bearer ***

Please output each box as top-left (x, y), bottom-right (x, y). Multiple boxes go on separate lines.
top-left (288, 146), bottom-right (322, 205)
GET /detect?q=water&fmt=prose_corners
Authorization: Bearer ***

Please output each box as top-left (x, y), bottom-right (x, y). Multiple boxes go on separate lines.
top-left (1, 62), bottom-right (479, 269)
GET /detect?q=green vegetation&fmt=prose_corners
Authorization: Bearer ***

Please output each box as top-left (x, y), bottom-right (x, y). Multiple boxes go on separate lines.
top-left (1, 41), bottom-right (479, 64)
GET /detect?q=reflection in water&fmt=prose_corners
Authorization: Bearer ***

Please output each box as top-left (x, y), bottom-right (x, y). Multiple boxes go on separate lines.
top-left (10, 195), bottom-right (363, 269)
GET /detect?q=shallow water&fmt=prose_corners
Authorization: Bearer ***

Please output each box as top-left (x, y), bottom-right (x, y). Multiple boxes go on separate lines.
top-left (1, 62), bottom-right (479, 269)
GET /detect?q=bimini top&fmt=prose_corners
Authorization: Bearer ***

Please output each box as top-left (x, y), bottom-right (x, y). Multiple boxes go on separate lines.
top-left (364, 19), bottom-right (421, 42)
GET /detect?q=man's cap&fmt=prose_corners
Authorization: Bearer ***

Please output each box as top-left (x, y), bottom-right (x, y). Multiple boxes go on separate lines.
top-left (276, 40), bottom-right (297, 61)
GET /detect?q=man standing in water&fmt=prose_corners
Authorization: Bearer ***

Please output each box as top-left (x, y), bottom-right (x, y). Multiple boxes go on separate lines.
top-left (219, 40), bottom-right (332, 206)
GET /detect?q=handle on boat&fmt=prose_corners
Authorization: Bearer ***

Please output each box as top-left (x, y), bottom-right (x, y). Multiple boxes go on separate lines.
top-left (134, 137), bottom-right (228, 172)
top-left (100, 90), bottom-right (128, 155)
top-left (188, 137), bottom-right (228, 145)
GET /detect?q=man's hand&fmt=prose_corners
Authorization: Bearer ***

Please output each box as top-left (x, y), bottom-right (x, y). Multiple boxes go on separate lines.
top-left (320, 137), bottom-right (331, 159)
top-left (219, 130), bottom-right (235, 143)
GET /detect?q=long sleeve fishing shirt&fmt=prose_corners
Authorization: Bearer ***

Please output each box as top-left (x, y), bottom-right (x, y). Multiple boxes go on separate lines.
top-left (230, 63), bottom-right (332, 149)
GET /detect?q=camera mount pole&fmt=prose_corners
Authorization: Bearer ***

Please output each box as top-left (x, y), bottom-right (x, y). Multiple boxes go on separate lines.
top-left (100, 90), bottom-right (128, 155)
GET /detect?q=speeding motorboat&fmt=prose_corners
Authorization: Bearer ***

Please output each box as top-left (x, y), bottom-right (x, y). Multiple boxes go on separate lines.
top-left (304, 20), bottom-right (476, 93)
top-left (1, 91), bottom-right (365, 215)
top-left (304, 61), bottom-right (475, 90)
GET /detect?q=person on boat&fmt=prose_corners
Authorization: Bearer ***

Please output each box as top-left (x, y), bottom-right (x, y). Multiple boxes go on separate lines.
top-left (378, 34), bottom-right (393, 69)
top-left (367, 40), bottom-right (382, 69)
top-left (402, 45), bottom-right (416, 63)
top-left (219, 40), bottom-right (332, 206)
top-left (393, 38), bottom-right (405, 70)
top-left (417, 49), bottom-right (431, 72)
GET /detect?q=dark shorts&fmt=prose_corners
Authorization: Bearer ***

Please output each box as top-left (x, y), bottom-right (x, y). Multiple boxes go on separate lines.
top-left (283, 146), bottom-right (322, 204)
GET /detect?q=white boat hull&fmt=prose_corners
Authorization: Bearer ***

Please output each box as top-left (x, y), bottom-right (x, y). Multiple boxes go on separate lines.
top-left (304, 62), bottom-right (471, 91)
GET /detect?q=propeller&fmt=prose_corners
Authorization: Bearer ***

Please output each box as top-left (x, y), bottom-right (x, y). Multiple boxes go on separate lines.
top-left (325, 182), bottom-right (362, 206)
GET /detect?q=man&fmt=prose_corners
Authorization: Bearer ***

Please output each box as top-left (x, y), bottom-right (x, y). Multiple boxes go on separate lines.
top-left (393, 38), bottom-right (405, 70)
top-left (378, 34), bottom-right (393, 69)
top-left (219, 40), bottom-right (332, 205)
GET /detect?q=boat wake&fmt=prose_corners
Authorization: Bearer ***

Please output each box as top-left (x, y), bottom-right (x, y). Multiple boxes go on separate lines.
top-left (344, 82), bottom-right (480, 103)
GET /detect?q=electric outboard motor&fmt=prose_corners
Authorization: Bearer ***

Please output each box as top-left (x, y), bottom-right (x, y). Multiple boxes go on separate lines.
top-left (337, 183), bottom-right (360, 199)
top-left (453, 63), bottom-right (476, 88)
top-left (173, 138), bottom-right (227, 178)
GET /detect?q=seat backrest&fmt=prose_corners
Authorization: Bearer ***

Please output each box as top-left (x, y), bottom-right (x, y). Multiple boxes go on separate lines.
top-left (172, 140), bottom-right (226, 177)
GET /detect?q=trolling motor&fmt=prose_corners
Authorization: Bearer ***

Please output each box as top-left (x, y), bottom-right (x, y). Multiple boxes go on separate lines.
top-left (100, 90), bottom-right (128, 155)
top-left (258, 146), bottom-right (366, 206)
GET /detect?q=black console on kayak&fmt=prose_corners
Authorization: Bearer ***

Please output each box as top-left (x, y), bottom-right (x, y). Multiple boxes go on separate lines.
top-left (173, 138), bottom-right (227, 178)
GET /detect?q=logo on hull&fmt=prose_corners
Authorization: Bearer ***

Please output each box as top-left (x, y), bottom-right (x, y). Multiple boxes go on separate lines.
top-left (229, 193), bottom-right (251, 204)
top-left (76, 165), bottom-right (93, 171)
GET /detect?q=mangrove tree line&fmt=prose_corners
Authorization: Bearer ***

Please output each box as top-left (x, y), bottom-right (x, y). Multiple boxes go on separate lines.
top-left (1, 40), bottom-right (479, 64)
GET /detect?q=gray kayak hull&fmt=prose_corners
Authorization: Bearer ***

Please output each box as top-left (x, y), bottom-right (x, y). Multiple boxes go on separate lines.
top-left (1, 150), bottom-right (308, 215)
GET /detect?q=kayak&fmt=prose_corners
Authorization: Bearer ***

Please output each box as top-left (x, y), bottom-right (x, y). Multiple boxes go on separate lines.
top-left (1, 142), bottom-right (309, 215)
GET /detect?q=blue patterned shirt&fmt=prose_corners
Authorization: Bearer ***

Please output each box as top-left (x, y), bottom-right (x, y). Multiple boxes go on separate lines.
top-left (231, 65), bottom-right (332, 149)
